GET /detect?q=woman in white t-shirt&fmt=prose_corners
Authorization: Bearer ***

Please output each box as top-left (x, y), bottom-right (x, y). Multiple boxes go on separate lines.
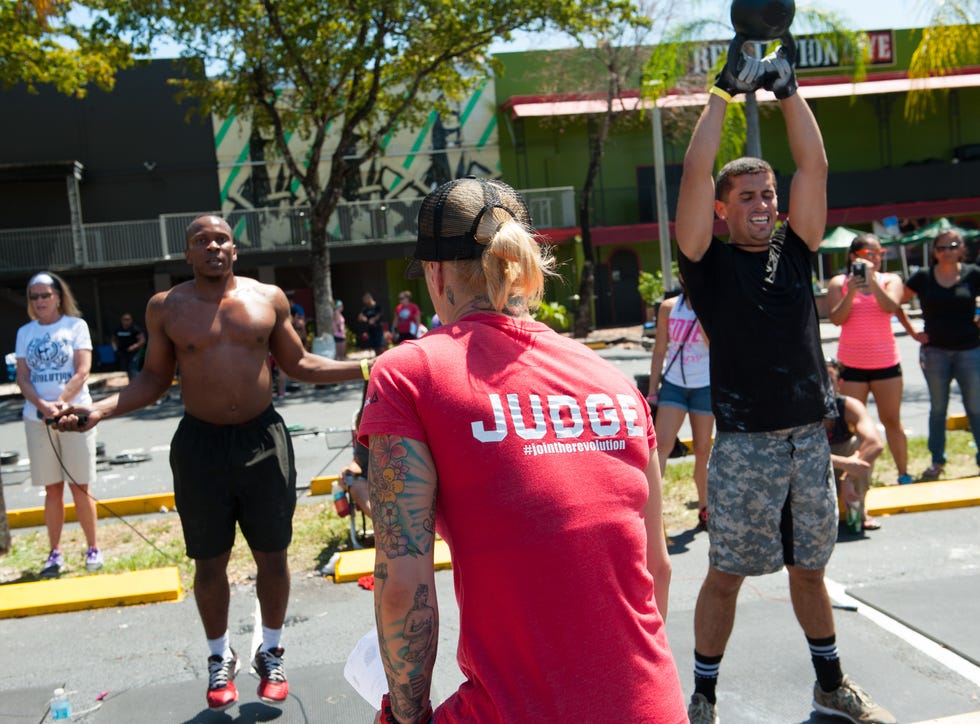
top-left (15, 271), bottom-right (102, 577)
top-left (647, 279), bottom-right (713, 529)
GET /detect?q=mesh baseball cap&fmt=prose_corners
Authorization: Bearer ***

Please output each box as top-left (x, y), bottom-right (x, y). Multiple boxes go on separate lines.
top-left (405, 176), bottom-right (533, 278)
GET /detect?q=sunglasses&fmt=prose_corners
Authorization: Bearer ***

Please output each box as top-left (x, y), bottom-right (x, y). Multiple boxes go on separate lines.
top-left (935, 243), bottom-right (961, 251)
top-left (29, 292), bottom-right (54, 301)
top-left (854, 249), bottom-right (883, 258)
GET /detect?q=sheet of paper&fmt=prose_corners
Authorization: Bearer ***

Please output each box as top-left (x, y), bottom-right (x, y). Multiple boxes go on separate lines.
top-left (344, 628), bottom-right (389, 706)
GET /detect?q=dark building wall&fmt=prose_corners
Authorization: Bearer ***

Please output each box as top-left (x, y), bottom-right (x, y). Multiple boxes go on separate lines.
top-left (0, 59), bottom-right (220, 228)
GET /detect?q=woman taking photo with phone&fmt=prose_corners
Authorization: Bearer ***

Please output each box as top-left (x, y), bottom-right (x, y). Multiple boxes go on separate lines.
top-left (825, 233), bottom-right (912, 490)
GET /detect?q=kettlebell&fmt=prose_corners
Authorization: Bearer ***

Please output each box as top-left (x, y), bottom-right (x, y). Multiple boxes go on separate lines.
top-left (730, 0), bottom-right (795, 40)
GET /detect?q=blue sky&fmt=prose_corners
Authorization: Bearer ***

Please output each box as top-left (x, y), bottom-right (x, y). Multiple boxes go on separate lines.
top-left (490, 0), bottom-right (930, 53)
top-left (139, 1), bottom-right (932, 62)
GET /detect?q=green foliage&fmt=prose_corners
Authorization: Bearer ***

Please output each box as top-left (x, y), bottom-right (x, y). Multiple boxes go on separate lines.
top-left (534, 300), bottom-right (570, 331)
top-left (638, 269), bottom-right (664, 305)
top-left (641, 4), bottom-right (868, 165)
top-left (638, 262), bottom-right (678, 305)
top-left (90, 0), bottom-right (614, 335)
top-left (0, 0), bottom-right (136, 96)
top-left (906, 1), bottom-right (980, 120)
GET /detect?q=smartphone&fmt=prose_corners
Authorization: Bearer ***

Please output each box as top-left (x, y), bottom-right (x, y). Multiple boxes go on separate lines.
top-left (850, 262), bottom-right (867, 283)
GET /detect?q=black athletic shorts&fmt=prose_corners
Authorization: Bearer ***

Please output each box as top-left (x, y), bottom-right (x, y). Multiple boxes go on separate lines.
top-left (170, 405), bottom-right (296, 559)
top-left (839, 363), bottom-right (902, 383)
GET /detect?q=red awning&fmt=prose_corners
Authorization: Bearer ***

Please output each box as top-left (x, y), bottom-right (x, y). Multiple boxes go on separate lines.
top-left (503, 71), bottom-right (980, 118)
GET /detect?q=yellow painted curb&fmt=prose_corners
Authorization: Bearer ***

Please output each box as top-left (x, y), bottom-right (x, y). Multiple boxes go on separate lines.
top-left (333, 539), bottom-right (452, 584)
top-left (309, 475), bottom-right (338, 497)
top-left (947, 414), bottom-right (970, 431)
top-left (866, 476), bottom-right (980, 516)
top-left (0, 567), bottom-right (183, 619)
top-left (8, 493), bottom-right (176, 529)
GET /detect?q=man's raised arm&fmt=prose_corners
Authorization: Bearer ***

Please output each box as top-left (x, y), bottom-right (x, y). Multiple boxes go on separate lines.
top-left (764, 44), bottom-right (828, 251)
top-left (781, 94), bottom-right (828, 251)
top-left (675, 95), bottom-right (729, 263)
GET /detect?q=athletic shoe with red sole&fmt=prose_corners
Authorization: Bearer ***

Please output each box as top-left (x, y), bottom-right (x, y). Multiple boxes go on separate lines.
top-left (206, 649), bottom-right (240, 711)
top-left (252, 646), bottom-right (288, 703)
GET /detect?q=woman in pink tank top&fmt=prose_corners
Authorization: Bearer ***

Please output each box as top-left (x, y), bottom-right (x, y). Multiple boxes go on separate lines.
top-left (826, 233), bottom-right (915, 489)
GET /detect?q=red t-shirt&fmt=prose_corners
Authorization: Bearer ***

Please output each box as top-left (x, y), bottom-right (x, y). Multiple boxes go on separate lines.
top-left (395, 302), bottom-right (421, 335)
top-left (359, 313), bottom-right (686, 723)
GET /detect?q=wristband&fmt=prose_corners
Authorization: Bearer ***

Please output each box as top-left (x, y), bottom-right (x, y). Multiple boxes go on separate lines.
top-left (708, 86), bottom-right (732, 103)
top-left (360, 358), bottom-right (371, 381)
top-left (380, 693), bottom-right (433, 724)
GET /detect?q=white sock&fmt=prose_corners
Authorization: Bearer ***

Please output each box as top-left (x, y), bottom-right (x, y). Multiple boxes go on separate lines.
top-left (261, 625), bottom-right (282, 652)
top-left (207, 631), bottom-right (232, 660)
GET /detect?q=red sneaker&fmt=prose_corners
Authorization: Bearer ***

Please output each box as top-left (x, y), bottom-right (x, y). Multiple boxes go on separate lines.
top-left (206, 650), bottom-right (239, 711)
top-left (252, 646), bottom-right (289, 703)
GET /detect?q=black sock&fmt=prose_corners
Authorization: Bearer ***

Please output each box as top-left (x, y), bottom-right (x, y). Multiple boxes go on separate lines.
top-left (693, 651), bottom-right (723, 704)
top-left (807, 634), bottom-right (844, 692)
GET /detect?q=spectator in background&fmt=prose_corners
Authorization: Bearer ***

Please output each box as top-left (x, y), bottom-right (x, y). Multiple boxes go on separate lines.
top-left (358, 291), bottom-right (386, 356)
top-left (646, 275), bottom-right (713, 529)
top-left (333, 300), bottom-right (347, 360)
top-left (902, 229), bottom-right (980, 479)
top-left (825, 233), bottom-right (912, 485)
top-left (393, 290), bottom-right (422, 343)
top-left (826, 359), bottom-right (885, 531)
top-left (112, 312), bottom-right (146, 380)
top-left (15, 271), bottom-right (102, 577)
top-left (276, 305), bottom-right (308, 398)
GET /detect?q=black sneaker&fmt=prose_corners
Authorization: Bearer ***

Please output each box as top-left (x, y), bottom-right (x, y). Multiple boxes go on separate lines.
top-left (206, 649), bottom-right (240, 711)
top-left (252, 645), bottom-right (288, 703)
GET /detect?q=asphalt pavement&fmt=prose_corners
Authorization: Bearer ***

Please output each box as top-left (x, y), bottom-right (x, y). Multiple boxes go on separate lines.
top-left (1, 322), bottom-right (979, 722)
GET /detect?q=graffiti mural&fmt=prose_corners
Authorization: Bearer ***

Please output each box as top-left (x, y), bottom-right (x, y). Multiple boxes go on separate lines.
top-left (212, 80), bottom-right (501, 249)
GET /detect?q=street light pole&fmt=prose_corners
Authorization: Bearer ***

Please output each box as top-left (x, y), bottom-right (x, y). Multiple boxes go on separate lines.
top-left (651, 102), bottom-right (673, 294)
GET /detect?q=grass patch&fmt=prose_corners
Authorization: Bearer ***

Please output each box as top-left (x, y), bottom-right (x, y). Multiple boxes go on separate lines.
top-left (2, 432), bottom-right (976, 590)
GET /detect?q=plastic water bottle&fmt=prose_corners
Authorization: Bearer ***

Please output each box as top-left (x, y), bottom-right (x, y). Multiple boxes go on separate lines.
top-left (332, 480), bottom-right (350, 518)
top-left (846, 501), bottom-right (862, 535)
top-left (50, 688), bottom-right (71, 720)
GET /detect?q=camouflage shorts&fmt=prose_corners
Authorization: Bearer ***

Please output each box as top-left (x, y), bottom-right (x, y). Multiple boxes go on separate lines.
top-left (707, 422), bottom-right (837, 576)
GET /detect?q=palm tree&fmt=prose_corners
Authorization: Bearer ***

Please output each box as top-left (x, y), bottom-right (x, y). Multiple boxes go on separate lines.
top-left (643, 3), bottom-right (867, 164)
top-left (905, 0), bottom-right (980, 120)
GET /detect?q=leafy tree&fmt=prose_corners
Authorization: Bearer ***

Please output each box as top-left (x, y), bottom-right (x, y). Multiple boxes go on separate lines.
top-left (511, 1), bottom-right (685, 336)
top-left (906, 0), bottom-right (980, 119)
top-left (0, 0), bottom-right (135, 95)
top-left (547, 0), bottom-right (677, 337)
top-left (92, 0), bottom-right (609, 336)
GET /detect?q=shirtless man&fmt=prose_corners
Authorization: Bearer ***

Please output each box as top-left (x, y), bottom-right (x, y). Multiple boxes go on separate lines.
top-left (58, 215), bottom-right (369, 711)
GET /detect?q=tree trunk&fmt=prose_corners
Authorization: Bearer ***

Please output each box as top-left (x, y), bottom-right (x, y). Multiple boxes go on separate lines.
top-left (573, 259), bottom-right (595, 338)
top-left (309, 209), bottom-right (335, 343)
top-left (573, 121), bottom-right (605, 338)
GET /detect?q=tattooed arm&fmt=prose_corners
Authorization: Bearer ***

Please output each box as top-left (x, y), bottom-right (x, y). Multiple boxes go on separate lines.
top-left (369, 434), bottom-right (439, 723)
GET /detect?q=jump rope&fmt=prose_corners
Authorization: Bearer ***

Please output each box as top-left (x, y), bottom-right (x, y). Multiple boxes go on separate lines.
top-left (38, 375), bottom-right (370, 567)
top-left (42, 418), bottom-right (179, 565)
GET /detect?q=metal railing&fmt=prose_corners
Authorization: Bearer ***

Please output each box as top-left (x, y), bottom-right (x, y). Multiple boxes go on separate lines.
top-left (0, 186), bottom-right (577, 274)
